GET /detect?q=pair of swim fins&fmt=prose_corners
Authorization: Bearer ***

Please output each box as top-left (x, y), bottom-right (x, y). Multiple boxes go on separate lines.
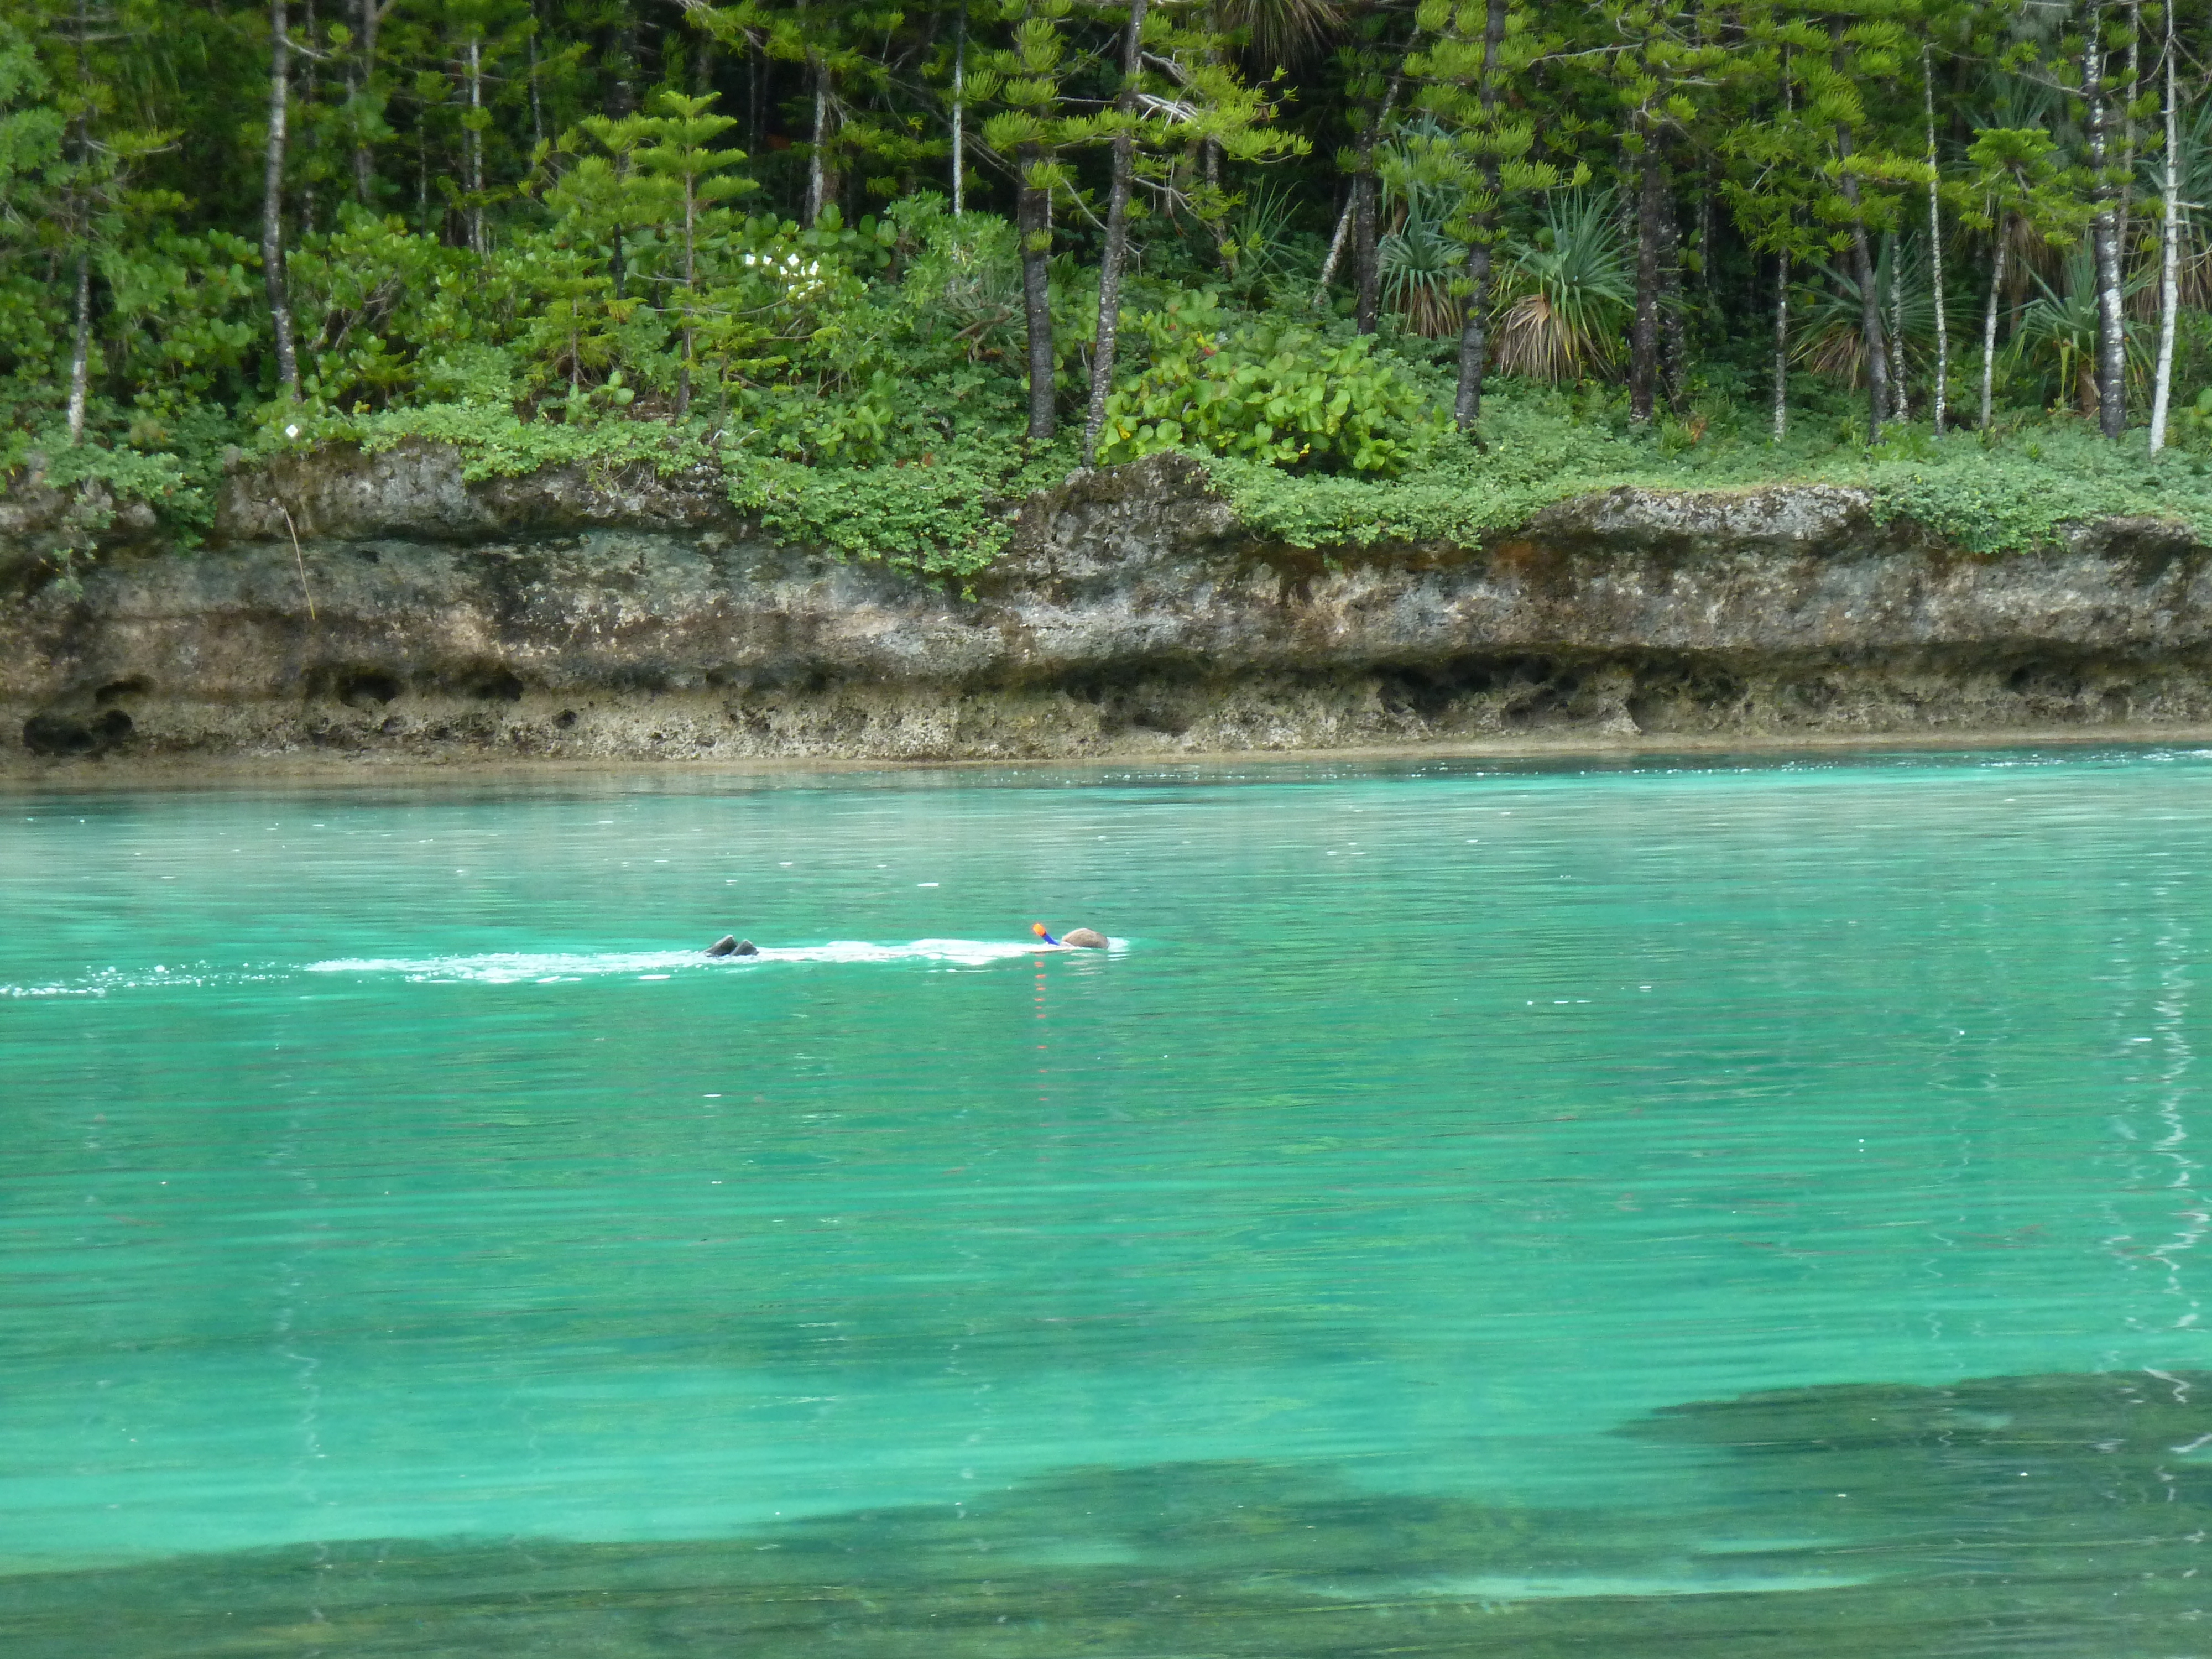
top-left (705, 936), bottom-right (757, 957)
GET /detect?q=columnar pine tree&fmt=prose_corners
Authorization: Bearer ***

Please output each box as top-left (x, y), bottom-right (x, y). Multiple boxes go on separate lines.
top-left (2148, 0), bottom-right (2180, 452)
top-left (980, 0), bottom-right (1078, 441)
top-left (1404, 0), bottom-right (1574, 432)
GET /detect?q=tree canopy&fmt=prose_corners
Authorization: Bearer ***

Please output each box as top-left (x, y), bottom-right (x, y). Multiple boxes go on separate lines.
top-left (8, 0), bottom-right (2212, 540)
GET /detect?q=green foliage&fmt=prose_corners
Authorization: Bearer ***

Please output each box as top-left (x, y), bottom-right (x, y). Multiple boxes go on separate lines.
top-left (14, 0), bottom-right (2212, 578)
top-left (730, 435), bottom-right (1072, 582)
top-left (1098, 295), bottom-right (1447, 474)
top-left (1492, 189), bottom-right (1633, 382)
top-left (1204, 382), bottom-right (2212, 556)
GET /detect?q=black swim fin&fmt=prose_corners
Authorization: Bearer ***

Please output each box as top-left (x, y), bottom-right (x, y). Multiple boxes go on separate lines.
top-left (707, 936), bottom-right (738, 957)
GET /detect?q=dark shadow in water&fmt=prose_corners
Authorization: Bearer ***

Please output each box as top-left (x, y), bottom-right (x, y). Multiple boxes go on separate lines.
top-left (6, 1370), bottom-right (2211, 1658)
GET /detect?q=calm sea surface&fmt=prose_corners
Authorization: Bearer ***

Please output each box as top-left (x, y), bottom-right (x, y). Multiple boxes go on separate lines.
top-left (6, 749), bottom-right (2212, 1656)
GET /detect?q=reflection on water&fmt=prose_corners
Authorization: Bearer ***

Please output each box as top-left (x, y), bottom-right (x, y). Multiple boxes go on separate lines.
top-left (11, 749), bottom-right (2212, 1654)
top-left (8, 1369), bottom-right (2211, 1657)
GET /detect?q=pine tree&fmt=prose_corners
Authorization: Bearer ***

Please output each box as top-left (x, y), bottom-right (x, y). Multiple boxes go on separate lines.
top-left (1326, 2), bottom-right (1418, 331)
top-left (1403, 0), bottom-right (1577, 435)
top-left (1078, 0), bottom-right (1300, 463)
top-left (1590, 0), bottom-right (1727, 424)
top-left (1961, 124), bottom-right (2091, 430)
top-left (980, 0), bottom-right (1079, 442)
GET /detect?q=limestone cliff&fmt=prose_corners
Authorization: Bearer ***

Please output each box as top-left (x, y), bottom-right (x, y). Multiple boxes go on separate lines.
top-left (4, 443), bottom-right (2209, 767)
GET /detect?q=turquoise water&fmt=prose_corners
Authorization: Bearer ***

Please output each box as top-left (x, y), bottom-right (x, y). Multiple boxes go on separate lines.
top-left (6, 749), bottom-right (2212, 1655)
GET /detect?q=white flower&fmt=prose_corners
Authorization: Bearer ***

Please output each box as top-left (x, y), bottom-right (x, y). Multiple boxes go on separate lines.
top-left (284, 424), bottom-right (300, 439)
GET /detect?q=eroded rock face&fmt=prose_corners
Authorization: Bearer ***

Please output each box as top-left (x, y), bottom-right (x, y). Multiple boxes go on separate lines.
top-left (4, 446), bottom-right (2210, 768)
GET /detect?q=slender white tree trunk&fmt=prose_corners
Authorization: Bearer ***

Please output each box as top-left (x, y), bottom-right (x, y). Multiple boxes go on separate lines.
top-left (1923, 47), bottom-right (1948, 435)
top-left (1980, 225), bottom-right (2006, 432)
top-left (1314, 77), bottom-right (1397, 304)
top-left (2151, 7), bottom-right (2181, 453)
top-left (677, 169), bottom-right (697, 416)
top-left (1773, 248), bottom-right (1790, 443)
top-left (806, 55), bottom-right (828, 226)
top-left (66, 248), bottom-right (92, 444)
top-left (2086, 3), bottom-right (2127, 437)
top-left (65, 0), bottom-right (91, 444)
top-left (1888, 232), bottom-right (1910, 420)
top-left (1772, 60), bottom-right (1792, 444)
top-left (1315, 193), bottom-right (1352, 298)
top-left (465, 33), bottom-right (485, 257)
top-left (951, 3), bottom-right (965, 215)
top-left (264, 0), bottom-right (301, 401)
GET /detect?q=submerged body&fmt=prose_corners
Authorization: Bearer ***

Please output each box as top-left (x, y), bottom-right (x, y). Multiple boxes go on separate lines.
top-left (1034, 924), bottom-right (1108, 950)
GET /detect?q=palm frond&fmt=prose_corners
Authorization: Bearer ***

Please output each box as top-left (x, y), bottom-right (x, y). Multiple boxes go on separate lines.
top-left (1492, 189), bottom-right (1632, 382)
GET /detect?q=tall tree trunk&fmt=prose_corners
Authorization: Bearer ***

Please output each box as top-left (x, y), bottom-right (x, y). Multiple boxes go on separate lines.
top-left (1018, 142), bottom-right (1055, 442)
top-left (66, 247), bottom-right (92, 446)
top-left (1083, 0), bottom-right (1149, 465)
top-left (2086, 3), bottom-right (2127, 437)
top-left (1658, 179), bottom-right (1689, 411)
top-left (1846, 217), bottom-right (1886, 435)
top-left (1353, 141), bottom-right (1379, 333)
top-left (264, 0), bottom-right (301, 402)
top-left (677, 171), bottom-right (697, 417)
top-left (1318, 76), bottom-right (1397, 306)
top-left (2124, 0), bottom-right (2141, 254)
top-left (1452, 0), bottom-right (1507, 432)
top-left (2151, 3), bottom-right (2180, 453)
top-left (1315, 185), bottom-right (1352, 299)
top-left (1886, 232), bottom-right (1908, 420)
top-left (464, 32), bottom-right (485, 258)
top-left (1453, 238), bottom-right (1495, 431)
top-left (528, 1), bottom-right (545, 154)
top-left (950, 3), bottom-right (966, 214)
top-left (1772, 247), bottom-right (1790, 443)
top-left (353, 0), bottom-right (380, 203)
top-left (1979, 222), bottom-right (2006, 432)
top-left (65, 0), bottom-right (91, 445)
top-left (1630, 134), bottom-right (1662, 424)
top-left (1772, 58), bottom-right (1793, 443)
top-left (1832, 25), bottom-right (1886, 437)
top-left (1923, 46), bottom-right (1948, 435)
top-left (1695, 172), bottom-right (1714, 290)
top-left (806, 54), bottom-right (830, 226)
top-left (749, 44), bottom-right (765, 156)
top-left (608, 13), bottom-right (637, 116)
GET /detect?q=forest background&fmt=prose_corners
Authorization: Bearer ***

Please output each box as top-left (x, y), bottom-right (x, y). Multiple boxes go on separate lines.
top-left (11, 0), bottom-right (2212, 577)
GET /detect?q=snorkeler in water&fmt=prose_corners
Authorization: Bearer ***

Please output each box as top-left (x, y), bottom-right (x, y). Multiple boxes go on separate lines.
top-left (1032, 923), bottom-right (1107, 950)
top-left (706, 936), bottom-right (759, 957)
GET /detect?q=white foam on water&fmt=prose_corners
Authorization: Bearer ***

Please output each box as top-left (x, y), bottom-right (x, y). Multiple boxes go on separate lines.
top-left (6, 940), bottom-right (1121, 999)
top-left (0, 964), bottom-right (265, 999)
top-left (1292, 1569), bottom-right (1879, 1601)
top-left (303, 938), bottom-right (1118, 984)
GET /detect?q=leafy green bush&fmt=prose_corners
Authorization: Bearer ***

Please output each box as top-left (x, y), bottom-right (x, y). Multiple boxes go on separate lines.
top-left (1097, 296), bottom-right (1447, 475)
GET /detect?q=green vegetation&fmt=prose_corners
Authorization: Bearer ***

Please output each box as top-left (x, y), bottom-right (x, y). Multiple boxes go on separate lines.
top-left (10, 0), bottom-right (2212, 572)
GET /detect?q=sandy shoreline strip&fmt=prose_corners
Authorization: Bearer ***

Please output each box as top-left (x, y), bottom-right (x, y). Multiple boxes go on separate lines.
top-left (5, 723), bottom-right (2211, 791)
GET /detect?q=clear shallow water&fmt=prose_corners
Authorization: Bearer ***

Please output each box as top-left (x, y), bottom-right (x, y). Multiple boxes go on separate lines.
top-left (5, 749), bottom-right (2212, 1656)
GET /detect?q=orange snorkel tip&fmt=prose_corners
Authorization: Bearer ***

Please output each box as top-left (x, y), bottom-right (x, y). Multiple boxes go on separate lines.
top-left (1032, 922), bottom-right (1050, 938)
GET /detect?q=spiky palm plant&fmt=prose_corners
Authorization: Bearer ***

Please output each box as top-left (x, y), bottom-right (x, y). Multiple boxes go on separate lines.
top-left (2142, 95), bottom-right (2212, 309)
top-left (2011, 244), bottom-right (2148, 415)
top-left (1376, 179), bottom-right (1462, 337)
top-left (1490, 189), bottom-right (1632, 383)
top-left (1798, 237), bottom-right (1938, 390)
